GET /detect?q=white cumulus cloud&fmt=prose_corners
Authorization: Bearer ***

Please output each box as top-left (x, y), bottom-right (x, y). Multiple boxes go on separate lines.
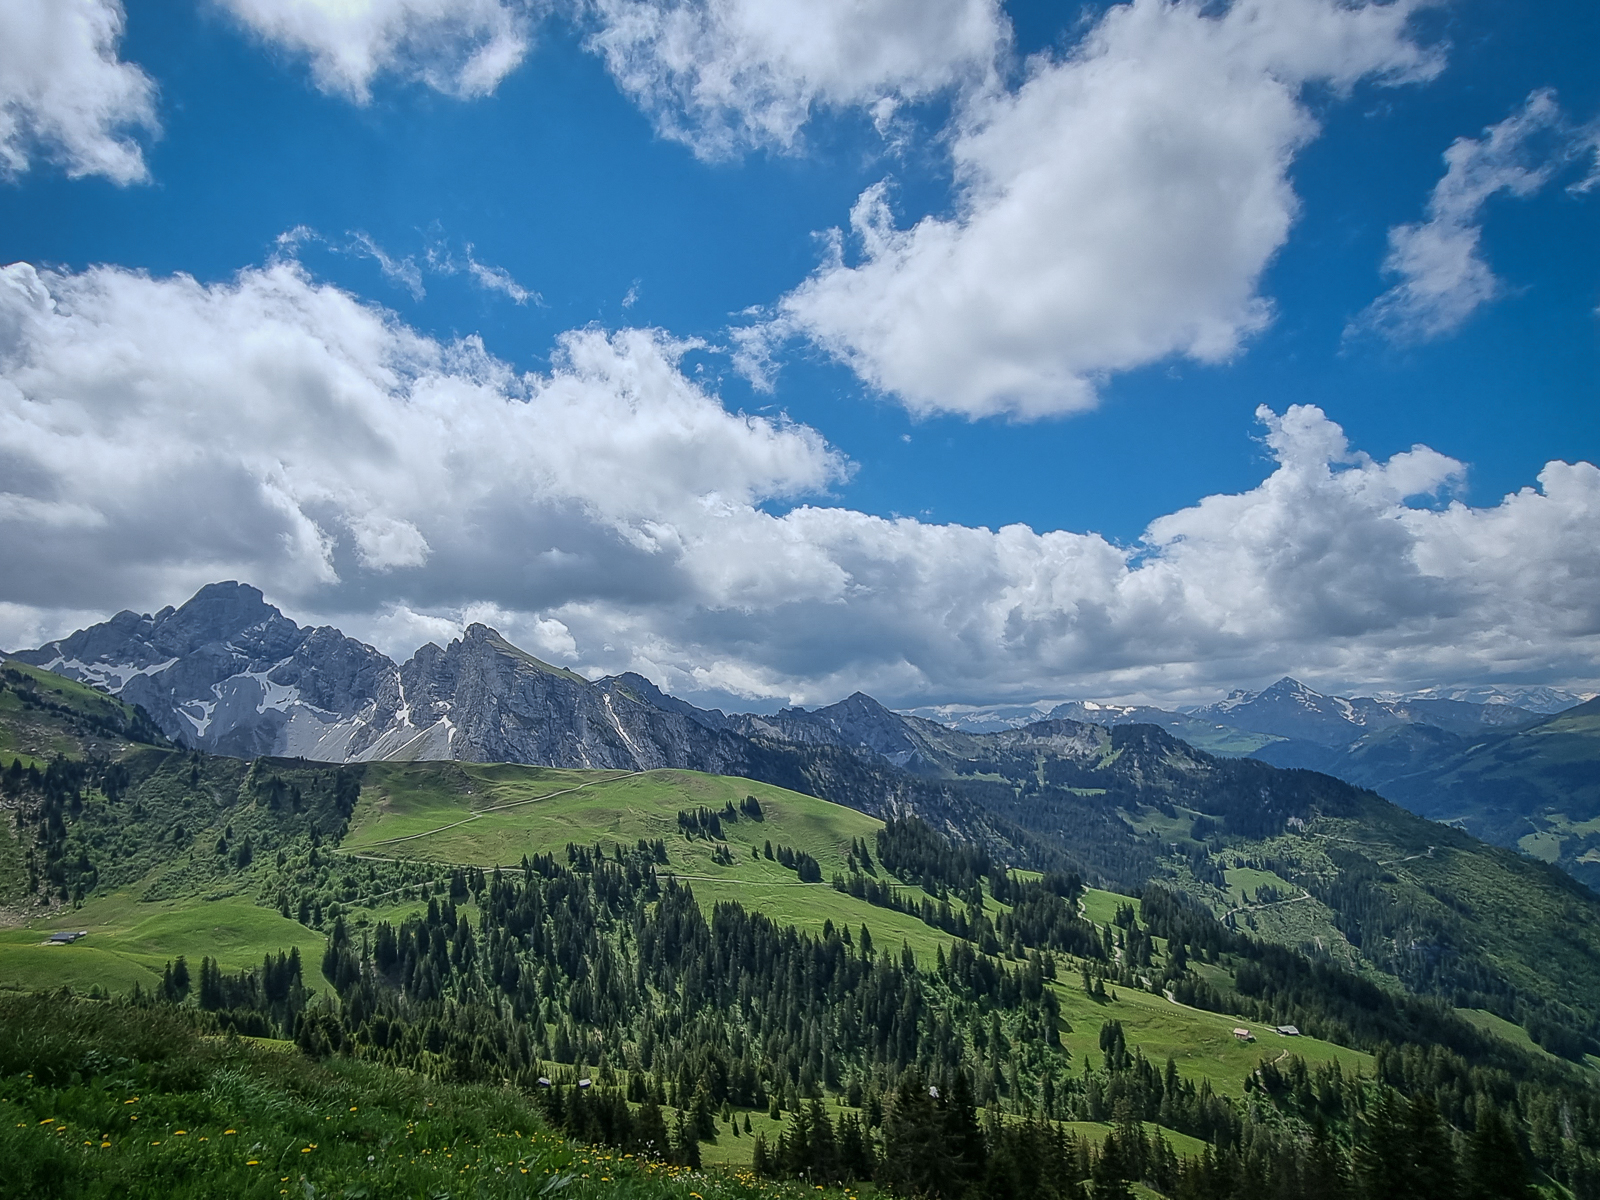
top-left (0, 0), bottom-right (158, 184)
top-left (756, 0), bottom-right (1440, 420)
top-left (1, 259), bottom-right (1595, 706)
top-left (583, 0), bottom-right (1007, 158)
top-left (1356, 90), bottom-right (1597, 342)
top-left (215, 0), bottom-right (537, 102)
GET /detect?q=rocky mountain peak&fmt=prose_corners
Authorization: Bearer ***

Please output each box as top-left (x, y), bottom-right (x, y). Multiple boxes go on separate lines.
top-left (156, 580), bottom-right (280, 647)
top-left (14, 582), bottom-right (400, 760)
top-left (450, 623), bottom-right (585, 682)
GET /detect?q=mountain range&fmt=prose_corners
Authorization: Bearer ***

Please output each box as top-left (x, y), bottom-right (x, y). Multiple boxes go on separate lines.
top-left (10, 581), bottom-right (1600, 1063)
top-left (9, 581), bottom-right (968, 776)
top-left (12, 581), bottom-right (1600, 889)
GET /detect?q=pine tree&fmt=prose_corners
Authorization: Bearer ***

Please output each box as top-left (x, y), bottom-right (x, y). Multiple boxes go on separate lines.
top-left (944, 1069), bottom-right (987, 1188)
top-left (1089, 1128), bottom-right (1135, 1200)
top-left (691, 1080), bottom-right (716, 1141)
top-left (671, 1108), bottom-right (701, 1168)
top-left (879, 1069), bottom-right (956, 1196)
top-left (1405, 1094), bottom-right (1460, 1200)
top-left (1466, 1109), bottom-right (1534, 1200)
top-left (805, 1099), bottom-right (840, 1182)
top-left (1354, 1094), bottom-right (1407, 1200)
top-left (632, 1095), bottom-right (670, 1162)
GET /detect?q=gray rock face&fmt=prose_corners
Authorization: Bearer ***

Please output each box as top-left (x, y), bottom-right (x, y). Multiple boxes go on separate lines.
top-left (11, 585), bottom-right (794, 771)
top-left (393, 624), bottom-right (750, 771)
top-left (14, 582), bottom-right (413, 760)
top-left (13, 584), bottom-right (976, 771)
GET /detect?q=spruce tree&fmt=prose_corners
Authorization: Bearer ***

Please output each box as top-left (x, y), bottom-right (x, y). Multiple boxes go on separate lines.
top-left (1090, 1128), bottom-right (1135, 1200)
top-left (691, 1080), bottom-right (716, 1141)
top-left (944, 1069), bottom-right (987, 1188)
top-left (632, 1095), bottom-right (670, 1162)
top-left (670, 1108), bottom-right (700, 1168)
top-left (1405, 1095), bottom-right (1460, 1200)
top-left (805, 1099), bottom-right (840, 1182)
top-left (879, 1069), bottom-right (956, 1196)
top-left (1466, 1109), bottom-right (1534, 1200)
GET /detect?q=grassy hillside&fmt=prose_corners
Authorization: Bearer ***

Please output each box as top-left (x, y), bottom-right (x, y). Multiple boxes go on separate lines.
top-left (0, 658), bottom-right (169, 766)
top-left (1, 892), bottom-right (327, 997)
top-left (340, 762), bottom-right (1379, 1096)
top-left (1380, 698), bottom-right (1600, 889)
top-left (869, 718), bottom-right (1600, 1051)
top-left (346, 762), bottom-right (877, 878)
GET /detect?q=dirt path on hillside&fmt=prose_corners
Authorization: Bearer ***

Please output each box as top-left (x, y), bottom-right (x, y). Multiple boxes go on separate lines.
top-left (1223, 889), bottom-right (1314, 920)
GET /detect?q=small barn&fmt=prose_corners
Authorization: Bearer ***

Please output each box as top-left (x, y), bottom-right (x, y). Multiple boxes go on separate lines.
top-left (45, 930), bottom-right (87, 945)
top-left (1232, 1027), bottom-right (1255, 1042)
top-left (1276, 1025), bottom-right (1301, 1037)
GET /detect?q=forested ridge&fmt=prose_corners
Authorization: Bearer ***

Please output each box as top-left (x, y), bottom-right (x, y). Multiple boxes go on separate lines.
top-left (97, 810), bottom-right (1596, 1199)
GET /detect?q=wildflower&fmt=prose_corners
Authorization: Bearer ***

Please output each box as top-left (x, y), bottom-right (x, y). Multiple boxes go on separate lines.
top-left (174, 1130), bottom-right (187, 1135)
top-left (247, 1161), bottom-right (260, 1166)
top-left (224, 1129), bottom-right (237, 1135)
top-left (39, 1118), bottom-right (53, 1124)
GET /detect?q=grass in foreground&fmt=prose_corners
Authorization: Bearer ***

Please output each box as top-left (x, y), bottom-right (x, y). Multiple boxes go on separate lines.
top-left (0, 993), bottom-right (851, 1200)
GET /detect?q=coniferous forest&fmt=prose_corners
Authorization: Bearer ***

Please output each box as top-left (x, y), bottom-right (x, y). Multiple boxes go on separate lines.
top-left (85, 816), bottom-right (1596, 1200)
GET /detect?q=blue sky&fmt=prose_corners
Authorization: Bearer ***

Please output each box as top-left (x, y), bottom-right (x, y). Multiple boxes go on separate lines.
top-left (0, 0), bottom-right (1596, 708)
